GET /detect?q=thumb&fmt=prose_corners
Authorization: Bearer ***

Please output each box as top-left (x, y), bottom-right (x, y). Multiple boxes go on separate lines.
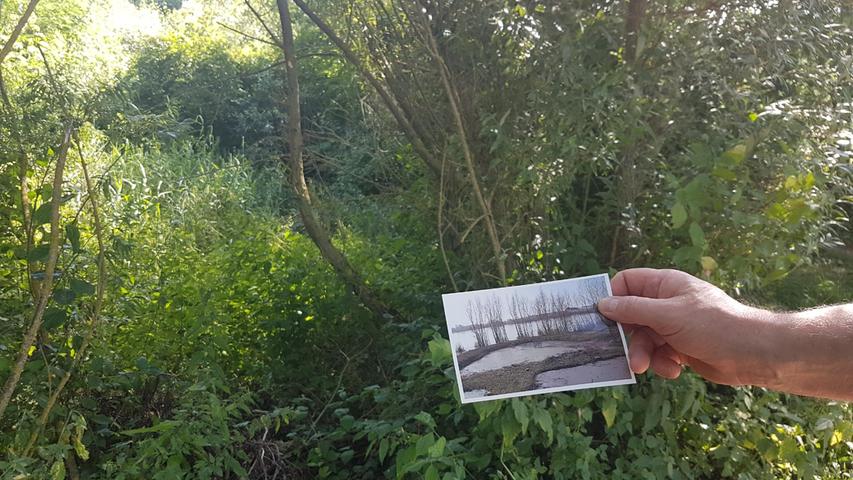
top-left (597, 295), bottom-right (673, 331)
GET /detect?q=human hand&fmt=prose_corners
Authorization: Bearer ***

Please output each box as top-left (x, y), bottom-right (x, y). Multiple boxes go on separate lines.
top-left (597, 268), bottom-right (779, 388)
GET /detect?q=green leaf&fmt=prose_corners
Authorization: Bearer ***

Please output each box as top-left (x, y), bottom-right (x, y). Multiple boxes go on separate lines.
top-left (425, 465), bottom-right (440, 480)
top-left (414, 411), bottom-right (436, 429)
top-left (428, 337), bottom-right (451, 366)
top-left (66, 222), bottom-right (81, 252)
top-left (339, 448), bottom-right (355, 463)
top-left (395, 446), bottom-right (416, 480)
top-left (779, 437), bottom-right (800, 462)
top-left (50, 460), bottom-right (66, 480)
top-left (53, 288), bottom-right (76, 305)
top-left (764, 269), bottom-right (790, 283)
top-left (501, 408), bottom-right (521, 447)
top-left (33, 203), bottom-right (53, 225)
top-left (643, 393), bottom-right (663, 433)
top-left (602, 397), bottom-right (617, 428)
top-left (711, 165), bottom-right (737, 181)
top-left (803, 171), bottom-right (815, 190)
top-left (688, 222), bottom-right (705, 248)
top-left (74, 415), bottom-right (89, 460)
top-left (815, 418), bottom-right (833, 431)
top-left (70, 278), bottom-right (95, 296)
top-left (415, 433), bottom-right (435, 456)
top-left (785, 198), bottom-right (810, 224)
top-left (379, 438), bottom-right (390, 462)
top-left (721, 144), bottom-right (748, 165)
top-left (532, 407), bottom-right (553, 444)
top-left (120, 420), bottom-right (179, 435)
top-left (473, 401), bottom-right (501, 421)
top-left (43, 308), bottom-right (67, 330)
top-left (671, 202), bottom-right (688, 229)
top-left (27, 244), bottom-right (51, 263)
top-left (224, 456), bottom-right (247, 477)
top-left (767, 202), bottom-right (787, 221)
top-left (74, 433), bottom-right (90, 460)
top-left (429, 436), bottom-right (446, 458)
top-left (511, 399), bottom-right (529, 434)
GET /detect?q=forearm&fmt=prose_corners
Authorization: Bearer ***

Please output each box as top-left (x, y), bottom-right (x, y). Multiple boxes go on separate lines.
top-left (762, 304), bottom-right (853, 401)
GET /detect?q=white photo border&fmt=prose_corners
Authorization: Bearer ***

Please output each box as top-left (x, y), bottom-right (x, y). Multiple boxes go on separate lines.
top-left (442, 273), bottom-right (636, 404)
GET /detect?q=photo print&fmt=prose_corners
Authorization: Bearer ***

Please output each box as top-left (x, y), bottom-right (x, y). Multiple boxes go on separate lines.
top-left (442, 273), bottom-right (635, 403)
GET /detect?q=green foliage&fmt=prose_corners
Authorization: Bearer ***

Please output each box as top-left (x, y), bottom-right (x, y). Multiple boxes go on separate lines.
top-left (0, 0), bottom-right (852, 479)
top-left (258, 332), bottom-right (852, 479)
top-left (98, 373), bottom-right (254, 479)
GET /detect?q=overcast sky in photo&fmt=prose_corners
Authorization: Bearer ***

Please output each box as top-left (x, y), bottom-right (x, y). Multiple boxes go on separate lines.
top-left (442, 274), bottom-right (610, 330)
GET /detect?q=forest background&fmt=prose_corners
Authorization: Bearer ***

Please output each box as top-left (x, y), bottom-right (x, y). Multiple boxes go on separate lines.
top-left (0, 0), bottom-right (852, 478)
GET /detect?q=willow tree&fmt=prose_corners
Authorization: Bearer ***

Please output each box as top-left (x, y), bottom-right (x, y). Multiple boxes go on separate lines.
top-left (283, 0), bottom-right (853, 289)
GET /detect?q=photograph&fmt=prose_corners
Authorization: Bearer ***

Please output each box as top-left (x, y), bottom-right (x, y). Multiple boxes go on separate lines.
top-left (442, 274), bottom-right (635, 403)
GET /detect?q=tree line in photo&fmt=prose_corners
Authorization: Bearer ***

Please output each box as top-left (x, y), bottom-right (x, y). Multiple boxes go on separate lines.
top-left (462, 280), bottom-right (612, 350)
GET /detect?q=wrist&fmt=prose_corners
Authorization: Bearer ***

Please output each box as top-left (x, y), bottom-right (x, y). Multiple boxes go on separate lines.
top-left (728, 304), bottom-right (787, 389)
top-left (740, 304), bottom-right (853, 400)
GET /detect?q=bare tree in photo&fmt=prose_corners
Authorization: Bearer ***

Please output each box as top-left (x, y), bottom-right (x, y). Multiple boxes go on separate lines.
top-left (534, 290), bottom-right (557, 335)
top-left (509, 293), bottom-right (534, 338)
top-left (563, 290), bottom-right (592, 331)
top-left (466, 299), bottom-right (490, 349)
top-left (485, 295), bottom-right (509, 344)
top-left (578, 277), bottom-right (613, 330)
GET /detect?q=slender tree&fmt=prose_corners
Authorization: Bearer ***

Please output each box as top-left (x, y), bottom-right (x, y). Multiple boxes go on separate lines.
top-left (24, 140), bottom-right (107, 454)
top-left (0, 0), bottom-right (40, 67)
top-left (275, 0), bottom-right (392, 319)
top-left (0, 125), bottom-right (72, 422)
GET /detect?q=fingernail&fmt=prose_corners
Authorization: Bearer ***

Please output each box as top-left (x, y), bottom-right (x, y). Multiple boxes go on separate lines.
top-left (597, 297), bottom-right (618, 315)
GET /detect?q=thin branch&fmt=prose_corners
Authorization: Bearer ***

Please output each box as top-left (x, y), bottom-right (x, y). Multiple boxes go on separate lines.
top-left (291, 0), bottom-right (445, 177)
top-left (308, 339), bottom-right (372, 438)
top-left (418, 12), bottom-right (507, 284)
top-left (244, 0), bottom-right (282, 47)
top-left (458, 214), bottom-right (485, 246)
top-left (0, 0), bottom-right (40, 67)
top-left (241, 59), bottom-right (286, 78)
top-left (0, 124), bottom-right (72, 422)
top-left (217, 21), bottom-right (282, 49)
top-left (437, 148), bottom-right (458, 292)
top-left (309, 351), bottom-right (351, 436)
top-left (24, 140), bottom-right (106, 454)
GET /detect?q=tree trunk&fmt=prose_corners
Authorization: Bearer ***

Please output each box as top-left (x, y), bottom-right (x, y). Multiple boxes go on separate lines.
top-left (275, 0), bottom-right (392, 319)
top-left (624, 0), bottom-right (648, 65)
